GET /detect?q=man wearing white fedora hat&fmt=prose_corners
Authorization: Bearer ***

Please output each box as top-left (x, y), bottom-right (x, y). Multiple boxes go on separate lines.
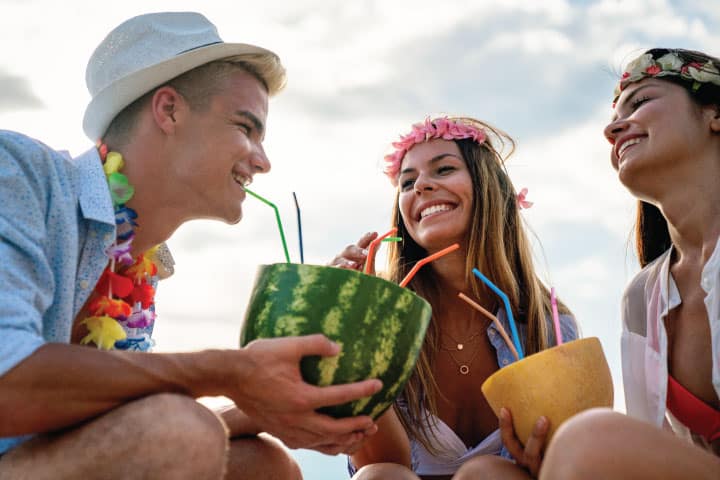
top-left (0, 11), bottom-right (380, 479)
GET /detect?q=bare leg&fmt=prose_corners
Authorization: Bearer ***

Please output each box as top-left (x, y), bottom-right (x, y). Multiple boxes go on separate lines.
top-left (541, 408), bottom-right (720, 480)
top-left (224, 433), bottom-right (301, 480)
top-left (352, 462), bottom-right (420, 479)
top-left (453, 455), bottom-right (531, 480)
top-left (0, 393), bottom-right (227, 480)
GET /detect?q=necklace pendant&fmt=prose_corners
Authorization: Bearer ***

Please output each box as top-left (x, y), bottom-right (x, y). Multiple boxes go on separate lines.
top-left (459, 365), bottom-right (469, 375)
top-left (457, 343), bottom-right (463, 350)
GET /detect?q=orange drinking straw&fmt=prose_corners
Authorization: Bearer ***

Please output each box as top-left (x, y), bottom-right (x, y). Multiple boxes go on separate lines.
top-left (458, 292), bottom-right (520, 361)
top-left (363, 227), bottom-right (398, 274)
top-left (399, 243), bottom-right (460, 287)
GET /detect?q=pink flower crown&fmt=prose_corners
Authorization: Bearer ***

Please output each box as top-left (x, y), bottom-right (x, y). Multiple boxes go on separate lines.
top-left (383, 117), bottom-right (487, 186)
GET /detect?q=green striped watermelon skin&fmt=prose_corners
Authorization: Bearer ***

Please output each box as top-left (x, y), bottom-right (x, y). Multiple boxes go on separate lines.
top-left (240, 263), bottom-right (432, 419)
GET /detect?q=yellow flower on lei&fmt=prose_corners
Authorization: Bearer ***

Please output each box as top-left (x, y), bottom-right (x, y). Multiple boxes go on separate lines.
top-left (81, 315), bottom-right (127, 350)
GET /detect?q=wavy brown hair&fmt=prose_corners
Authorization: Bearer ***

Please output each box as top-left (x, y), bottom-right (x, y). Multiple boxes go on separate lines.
top-left (385, 117), bottom-right (572, 454)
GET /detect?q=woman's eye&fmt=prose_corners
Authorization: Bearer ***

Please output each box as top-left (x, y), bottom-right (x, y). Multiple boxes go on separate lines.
top-left (400, 179), bottom-right (415, 191)
top-left (630, 96), bottom-right (651, 110)
top-left (237, 123), bottom-right (252, 134)
top-left (438, 165), bottom-right (455, 175)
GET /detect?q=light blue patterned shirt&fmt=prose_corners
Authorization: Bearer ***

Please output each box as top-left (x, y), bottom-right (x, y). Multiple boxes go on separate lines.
top-left (0, 131), bottom-right (118, 454)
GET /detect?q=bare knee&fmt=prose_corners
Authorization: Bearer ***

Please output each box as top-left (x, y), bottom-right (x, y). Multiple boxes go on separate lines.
top-left (127, 393), bottom-right (228, 476)
top-left (541, 408), bottom-right (620, 480)
top-left (455, 455), bottom-right (529, 480)
top-left (226, 434), bottom-right (301, 480)
top-left (353, 462), bottom-right (418, 480)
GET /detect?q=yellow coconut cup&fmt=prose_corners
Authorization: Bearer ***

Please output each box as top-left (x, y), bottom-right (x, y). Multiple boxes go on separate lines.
top-left (481, 337), bottom-right (613, 445)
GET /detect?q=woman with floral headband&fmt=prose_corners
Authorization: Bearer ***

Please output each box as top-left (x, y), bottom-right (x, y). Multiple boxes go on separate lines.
top-left (331, 116), bottom-right (577, 479)
top-left (540, 49), bottom-right (720, 479)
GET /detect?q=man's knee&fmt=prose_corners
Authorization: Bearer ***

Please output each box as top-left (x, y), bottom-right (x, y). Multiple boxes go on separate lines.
top-left (353, 463), bottom-right (418, 480)
top-left (226, 435), bottom-right (302, 480)
top-left (454, 455), bottom-right (521, 480)
top-left (126, 393), bottom-right (228, 473)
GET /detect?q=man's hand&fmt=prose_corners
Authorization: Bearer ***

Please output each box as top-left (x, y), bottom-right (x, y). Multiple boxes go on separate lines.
top-left (230, 334), bottom-right (382, 455)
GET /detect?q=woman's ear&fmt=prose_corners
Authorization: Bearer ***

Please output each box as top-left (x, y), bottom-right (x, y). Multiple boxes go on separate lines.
top-left (709, 105), bottom-right (720, 133)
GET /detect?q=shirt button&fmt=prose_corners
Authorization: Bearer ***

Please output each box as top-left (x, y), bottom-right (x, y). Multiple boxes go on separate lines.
top-left (80, 280), bottom-right (89, 290)
top-left (502, 359), bottom-right (509, 365)
top-left (103, 233), bottom-right (113, 242)
top-left (488, 330), bottom-right (496, 337)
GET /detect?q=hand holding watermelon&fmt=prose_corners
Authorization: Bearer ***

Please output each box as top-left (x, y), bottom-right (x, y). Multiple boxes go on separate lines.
top-left (240, 263), bottom-right (432, 420)
top-left (233, 333), bottom-right (383, 454)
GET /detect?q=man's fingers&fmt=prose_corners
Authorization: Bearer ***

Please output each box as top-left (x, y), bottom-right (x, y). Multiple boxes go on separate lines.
top-left (309, 379), bottom-right (383, 410)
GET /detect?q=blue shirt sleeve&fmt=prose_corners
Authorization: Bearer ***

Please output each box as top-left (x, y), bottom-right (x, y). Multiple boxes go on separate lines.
top-left (0, 133), bottom-right (56, 377)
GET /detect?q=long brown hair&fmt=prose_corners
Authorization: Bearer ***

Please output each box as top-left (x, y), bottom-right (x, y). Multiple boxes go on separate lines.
top-left (385, 117), bottom-right (572, 453)
top-left (630, 49), bottom-right (720, 266)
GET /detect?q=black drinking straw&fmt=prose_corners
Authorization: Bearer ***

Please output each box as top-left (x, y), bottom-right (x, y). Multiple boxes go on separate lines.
top-left (292, 192), bottom-right (304, 264)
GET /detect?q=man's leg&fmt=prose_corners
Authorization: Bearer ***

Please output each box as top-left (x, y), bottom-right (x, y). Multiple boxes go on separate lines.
top-left (0, 393), bottom-right (228, 480)
top-left (224, 434), bottom-right (302, 480)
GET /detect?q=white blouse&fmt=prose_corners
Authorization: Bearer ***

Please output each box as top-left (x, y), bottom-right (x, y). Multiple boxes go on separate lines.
top-left (621, 239), bottom-right (720, 451)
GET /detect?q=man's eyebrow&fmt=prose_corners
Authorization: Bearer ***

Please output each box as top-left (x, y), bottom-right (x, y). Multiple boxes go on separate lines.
top-left (234, 110), bottom-right (264, 135)
top-left (399, 153), bottom-right (462, 175)
top-left (612, 84), bottom-right (655, 121)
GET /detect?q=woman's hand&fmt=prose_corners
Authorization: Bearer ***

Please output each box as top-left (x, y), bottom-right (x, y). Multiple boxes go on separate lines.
top-left (329, 232), bottom-right (378, 273)
top-left (499, 407), bottom-right (549, 478)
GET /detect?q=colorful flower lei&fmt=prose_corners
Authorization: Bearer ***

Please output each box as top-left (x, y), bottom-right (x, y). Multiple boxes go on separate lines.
top-left (80, 143), bottom-right (158, 351)
top-left (613, 51), bottom-right (720, 104)
top-left (383, 117), bottom-right (487, 186)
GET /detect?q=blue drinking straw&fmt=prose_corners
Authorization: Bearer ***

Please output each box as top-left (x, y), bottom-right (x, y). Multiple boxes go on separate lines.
top-left (292, 192), bottom-right (304, 264)
top-left (472, 268), bottom-right (525, 359)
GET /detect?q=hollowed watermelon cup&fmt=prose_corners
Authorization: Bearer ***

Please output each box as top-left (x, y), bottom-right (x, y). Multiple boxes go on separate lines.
top-left (481, 337), bottom-right (613, 445)
top-left (239, 263), bottom-right (432, 419)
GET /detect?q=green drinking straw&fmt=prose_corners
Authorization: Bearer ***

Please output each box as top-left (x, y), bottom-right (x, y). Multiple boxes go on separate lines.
top-left (472, 268), bottom-right (524, 359)
top-left (382, 237), bottom-right (402, 242)
top-left (244, 187), bottom-right (291, 263)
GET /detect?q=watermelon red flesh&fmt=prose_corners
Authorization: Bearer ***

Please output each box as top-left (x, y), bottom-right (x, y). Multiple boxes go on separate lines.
top-left (240, 263), bottom-right (432, 419)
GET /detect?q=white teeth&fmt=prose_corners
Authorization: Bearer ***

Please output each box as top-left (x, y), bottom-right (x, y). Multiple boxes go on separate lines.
top-left (233, 173), bottom-right (251, 187)
top-left (420, 204), bottom-right (453, 219)
top-left (618, 137), bottom-right (642, 157)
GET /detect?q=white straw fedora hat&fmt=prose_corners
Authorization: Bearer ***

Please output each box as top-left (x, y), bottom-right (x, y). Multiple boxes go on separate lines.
top-left (83, 11), bottom-right (286, 140)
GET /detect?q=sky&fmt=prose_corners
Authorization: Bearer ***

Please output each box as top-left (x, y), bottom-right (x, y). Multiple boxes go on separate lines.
top-left (1, 0), bottom-right (718, 477)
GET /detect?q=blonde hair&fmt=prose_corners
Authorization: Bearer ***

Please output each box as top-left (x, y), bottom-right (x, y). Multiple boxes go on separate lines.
top-left (386, 117), bottom-right (573, 454)
top-left (104, 55), bottom-right (286, 146)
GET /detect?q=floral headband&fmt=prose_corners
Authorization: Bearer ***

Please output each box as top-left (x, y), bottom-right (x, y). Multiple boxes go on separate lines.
top-left (382, 116), bottom-right (533, 209)
top-left (383, 117), bottom-right (487, 186)
top-left (613, 51), bottom-right (720, 104)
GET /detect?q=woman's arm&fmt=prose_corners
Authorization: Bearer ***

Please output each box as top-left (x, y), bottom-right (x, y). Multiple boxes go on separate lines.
top-left (350, 406), bottom-right (412, 469)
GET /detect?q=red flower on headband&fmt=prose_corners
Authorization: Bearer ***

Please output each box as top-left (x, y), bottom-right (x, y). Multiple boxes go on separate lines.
top-left (645, 65), bottom-right (661, 75)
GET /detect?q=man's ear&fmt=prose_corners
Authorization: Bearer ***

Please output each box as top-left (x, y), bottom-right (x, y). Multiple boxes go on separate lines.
top-left (151, 86), bottom-right (183, 134)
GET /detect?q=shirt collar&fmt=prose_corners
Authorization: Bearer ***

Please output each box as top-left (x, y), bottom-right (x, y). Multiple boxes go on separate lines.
top-left (72, 147), bottom-right (114, 226)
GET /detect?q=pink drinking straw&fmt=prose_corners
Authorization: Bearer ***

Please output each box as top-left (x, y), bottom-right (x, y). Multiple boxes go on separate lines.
top-left (363, 227), bottom-right (398, 274)
top-left (458, 292), bottom-right (519, 361)
top-left (551, 287), bottom-right (563, 345)
top-left (399, 243), bottom-right (460, 287)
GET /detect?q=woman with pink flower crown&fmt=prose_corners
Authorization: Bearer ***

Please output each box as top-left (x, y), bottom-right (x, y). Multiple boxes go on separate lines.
top-left (330, 116), bottom-right (578, 479)
top-left (539, 49), bottom-right (720, 479)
